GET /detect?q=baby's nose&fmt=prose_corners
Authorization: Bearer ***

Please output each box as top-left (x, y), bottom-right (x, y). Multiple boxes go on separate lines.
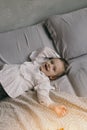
top-left (47, 63), bottom-right (51, 70)
top-left (49, 63), bottom-right (53, 69)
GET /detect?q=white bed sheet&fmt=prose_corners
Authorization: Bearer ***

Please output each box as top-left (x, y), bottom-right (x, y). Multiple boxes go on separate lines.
top-left (0, 90), bottom-right (87, 130)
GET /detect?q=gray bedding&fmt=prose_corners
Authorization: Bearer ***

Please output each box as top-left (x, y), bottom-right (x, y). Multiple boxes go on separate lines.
top-left (0, 17), bottom-right (87, 97)
top-left (0, 22), bottom-right (76, 96)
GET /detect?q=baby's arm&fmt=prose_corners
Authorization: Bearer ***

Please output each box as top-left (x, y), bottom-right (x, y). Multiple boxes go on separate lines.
top-left (29, 47), bottom-right (60, 62)
top-left (36, 83), bottom-right (68, 117)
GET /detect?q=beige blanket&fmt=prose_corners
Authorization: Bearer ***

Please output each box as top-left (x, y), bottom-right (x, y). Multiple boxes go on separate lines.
top-left (0, 90), bottom-right (87, 130)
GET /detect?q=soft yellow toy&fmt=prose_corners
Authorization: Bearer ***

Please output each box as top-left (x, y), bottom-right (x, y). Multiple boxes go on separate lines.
top-left (59, 128), bottom-right (64, 130)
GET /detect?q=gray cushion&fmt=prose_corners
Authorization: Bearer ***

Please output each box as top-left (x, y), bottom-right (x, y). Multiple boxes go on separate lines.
top-left (0, 23), bottom-right (54, 64)
top-left (45, 8), bottom-right (87, 60)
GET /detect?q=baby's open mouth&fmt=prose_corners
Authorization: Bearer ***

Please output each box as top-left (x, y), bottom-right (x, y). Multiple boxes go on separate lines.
top-left (45, 64), bottom-right (48, 71)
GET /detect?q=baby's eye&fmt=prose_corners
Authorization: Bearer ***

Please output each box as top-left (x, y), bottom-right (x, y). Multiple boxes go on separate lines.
top-left (51, 60), bottom-right (54, 64)
top-left (53, 67), bottom-right (56, 71)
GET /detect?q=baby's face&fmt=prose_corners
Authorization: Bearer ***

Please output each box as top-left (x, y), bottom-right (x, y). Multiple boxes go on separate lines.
top-left (40, 58), bottom-right (65, 80)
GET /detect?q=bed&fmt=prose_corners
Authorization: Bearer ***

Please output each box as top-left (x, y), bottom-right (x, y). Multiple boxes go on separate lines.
top-left (0, 1), bottom-right (87, 129)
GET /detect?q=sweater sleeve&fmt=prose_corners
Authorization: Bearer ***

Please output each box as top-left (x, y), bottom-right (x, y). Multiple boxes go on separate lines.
top-left (29, 47), bottom-right (60, 62)
top-left (35, 82), bottom-right (55, 107)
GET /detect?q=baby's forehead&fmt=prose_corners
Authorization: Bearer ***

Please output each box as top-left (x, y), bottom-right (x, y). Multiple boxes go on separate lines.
top-left (49, 58), bottom-right (62, 62)
top-left (48, 58), bottom-right (58, 61)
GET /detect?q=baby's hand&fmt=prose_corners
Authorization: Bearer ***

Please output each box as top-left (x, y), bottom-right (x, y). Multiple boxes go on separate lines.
top-left (49, 105), bottom-right (68, 117)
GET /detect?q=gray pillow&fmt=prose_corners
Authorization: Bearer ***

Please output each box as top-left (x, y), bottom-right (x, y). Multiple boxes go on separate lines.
top-left (68, 55), bottom-right (87, 97)
top-left (45, 8), bottom-right (87, 60)
top-left (51, 75), bottom-right (75, 95)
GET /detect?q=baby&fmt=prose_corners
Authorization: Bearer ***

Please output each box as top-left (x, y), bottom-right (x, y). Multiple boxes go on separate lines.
top-left (0, 47), bottom-right (68, 117)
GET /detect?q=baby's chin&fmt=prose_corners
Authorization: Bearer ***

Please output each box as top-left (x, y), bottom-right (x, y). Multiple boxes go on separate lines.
top-left (39, 66), bottom-right (46, 74)
top-left (40, 66), bottom-right (44, 72)
top-left (39, 65), bottom-right (44, 72)
top-left (39, 66), bottom-right (42, 71)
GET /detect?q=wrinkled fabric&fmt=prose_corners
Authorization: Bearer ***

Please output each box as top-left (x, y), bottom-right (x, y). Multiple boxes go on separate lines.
top-left (0, 91), bottom-right (87, 130)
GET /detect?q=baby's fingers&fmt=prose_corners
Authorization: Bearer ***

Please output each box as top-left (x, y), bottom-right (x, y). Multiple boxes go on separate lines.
top-left (56, 105), bottom-right (68, 117)
top-left (60, 105), bottom-right (67, 110)
top-left (62, 109), bottom-right (67, 116)
top-left (61, 106), bottom-right (68, 116)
